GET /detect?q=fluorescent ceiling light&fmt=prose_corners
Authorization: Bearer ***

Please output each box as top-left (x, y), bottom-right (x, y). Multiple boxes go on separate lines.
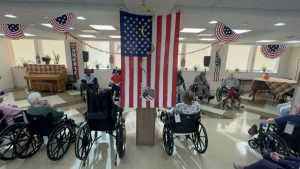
top-left (256, 40), bottom-right (277, 43)
top-left (69, 27), bottom-right (74, 30)
top-left (0, 33), bottom-right (4, 36)
top-left (80, 29), bottom-right (99, 33)
top-left (274, 22), bottom-right (286, 26)
top-left (199, 38), bottom-right (215, 41)
top-left (233, 29), bottom-right (251, 34)
top-left (42, 16), bottom-right (49, 19)
top-left (209, 20), bottom-right (218, 24)
top-left (196, 33), bottom-right (213, 37)
top-left (24, 33), bottom-right (36, 37)
top-left (110, 35), bottom-right (121, 38)
top-left (90, 25), bottom-right (116, 30)
top-left (179, 37), bottom-right (186, 40)
top-left (78, 34), bottom-right (95, 38)
top-left (180, 28), bottom-right (205, 33)
top-left (4, 14), bottom-right (17, 18)
top-left (76, 16), bottom-right (86, 20)
top-left (284, 40), bottom-right (300, 44)
top-left (41, 23), bottom-right (53, 28)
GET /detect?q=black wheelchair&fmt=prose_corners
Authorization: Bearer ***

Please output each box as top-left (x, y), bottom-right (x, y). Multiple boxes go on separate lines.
top-left (160, 111), bottom-right (208, 155)
top-left (80, 79), bottom-right (99, 101)
top-left (248, 121), bottom-right (300, 157)
top-left (74, 89), bottom-right (126, 165)
top-left (215, 86), bottom-right (241, 109)
top-left (108, 82), bottom-right (121, 102)
top-left (189, 83), bottom-right (211, 102)
top-left (0, 111), bottom-right (25, 160)
top-left (13, 112), bottom-right (76, 161)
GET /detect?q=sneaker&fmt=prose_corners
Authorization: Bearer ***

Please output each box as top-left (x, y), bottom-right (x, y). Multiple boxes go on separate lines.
top-left (233, 161), bottom-right (243, 169)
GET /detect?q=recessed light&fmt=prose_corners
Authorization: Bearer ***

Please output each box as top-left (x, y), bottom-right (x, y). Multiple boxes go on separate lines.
top-left (196, 33), bottom-right (213, 37)
top-left (0, 33), bottom-right (4, 36)
top-left (284, 40), bottom-right (300, 44)
top-left (209, 20), bottom-right (218, 24)
top-left (256, 40), bottom-right (277, 43)
top-left (4, 14), bottom-right (17, 18)
top-left (199, 38), bottom-right (215, 41)
top-left (76, 16), bottom-right (86, 20)
top-left (78, 34), bottom-right (95, 38)
top-left (180, 28), bottom-right (206, 33)
top-left (274, 22), bottom-right (286, 26)
top-left (42, 16), bottom-right (49, 19)
top-left (232, 29), bottom-right (252, 34)
top-left (110, 35), bottom-right (121, 38)
top-left (243, 23), bottom-right (248, 26)
top-left (69, 27), bottom-right (74, 30)
top-left (24, 33), bottom-right (36, 37)
top-left (179, 37), bottom-right (186, 40)
top-left (90, 25), bottom-right (116, 30)
top-left (80, 29), bottom-right (100, 33)
top-left (41, 23), bottom-right (53, 28)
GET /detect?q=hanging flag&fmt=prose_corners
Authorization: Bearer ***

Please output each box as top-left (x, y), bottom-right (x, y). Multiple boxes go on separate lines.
top-left (49, 12), bottom-right (75, 32)
top-left (215, 21), bottom-right (239, 43)
top-left (1, 24), bottom-right (26, 39)
top-left (120, 11), bottom-right (180, 108)
top-left (261, 44), bottom-right (286, 59)
top-left (214, 50), bottom-right (221, 82)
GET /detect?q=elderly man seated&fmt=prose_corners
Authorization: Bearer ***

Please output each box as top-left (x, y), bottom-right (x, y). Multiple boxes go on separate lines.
top-left (80, 69), bottom-right (99, 95)
top-left (193, 72), bottom-right (214, 102)
top-left (222, 73), bottom-right (240, 106)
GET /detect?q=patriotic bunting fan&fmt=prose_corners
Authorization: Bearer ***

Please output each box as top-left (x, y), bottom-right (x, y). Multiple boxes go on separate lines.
top-left (1, 24), bottom-right (26, 39)
top-left (215, 21), bottom-right (239, 43)
top-left (260, 44), bottom-right (286, 59)
top-left (49, 12), bottom-right (75, 32)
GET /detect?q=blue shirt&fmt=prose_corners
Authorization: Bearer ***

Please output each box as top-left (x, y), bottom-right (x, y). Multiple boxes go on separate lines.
top-left (222, 77), bottom-right (239, 88)
top-left (82, 73), bottom-right (96, 84)
top-left (275, 115), bottom-right (300, 130)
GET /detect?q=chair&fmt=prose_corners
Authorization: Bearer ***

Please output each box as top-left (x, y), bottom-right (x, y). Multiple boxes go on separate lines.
top-left (66, 75), bottom-right (77, 90)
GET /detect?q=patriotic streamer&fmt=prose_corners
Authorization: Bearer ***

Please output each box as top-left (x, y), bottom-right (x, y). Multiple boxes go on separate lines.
top-left (214, 49), bottom-right (221, 82)
top-left (260, 44), bottom-right (286, 59)
top-left (49, 12), bottom-right (75, 33)
top-left (215, 21), bottom-right (239, 44)
top-left (1, 24), bottom-right (26, 39)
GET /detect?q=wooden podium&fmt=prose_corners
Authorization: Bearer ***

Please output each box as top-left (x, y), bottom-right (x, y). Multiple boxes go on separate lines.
top-left (136, 108), bottom-right (156, 146)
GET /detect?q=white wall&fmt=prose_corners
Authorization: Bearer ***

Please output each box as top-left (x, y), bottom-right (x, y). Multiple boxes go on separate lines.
top-left (285, 47), bottom-right (300, 80)
top-left (0, 40), bottom-right (14, 90)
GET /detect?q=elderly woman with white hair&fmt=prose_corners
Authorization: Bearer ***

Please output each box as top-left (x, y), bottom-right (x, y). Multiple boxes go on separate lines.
top-left (27, 92), bottom-right (64, 119)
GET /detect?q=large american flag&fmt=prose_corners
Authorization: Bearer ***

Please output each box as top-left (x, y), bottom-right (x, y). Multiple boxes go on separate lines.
top-left (1, 24), bottom-right (26, 39)
top-left (49, 12), bottom-right (74, 32)
top-left (215, 21), bottom-right (239, 43)
top-left (120, 11), bottom-right (180, 108)
top-left (260, 44), bottom-right (286, 59)
top-left (214, 50), bottom-right (221, 81)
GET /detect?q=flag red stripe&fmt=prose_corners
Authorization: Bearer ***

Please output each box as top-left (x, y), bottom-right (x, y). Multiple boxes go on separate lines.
top-left (163, 14), bottom-right (171, 107)
top-left (120, 56), bottom-right (125, 107)
top-left (137, 57), bottom-right (142, 108)
top-left (171, 13), bottom-right (180, 106)
top-left (129, 57), bottom-right (134, 107)
top-left (147, 56), bottom-right (151, 108)
top-left (154, 16), bottom-right (162, 107)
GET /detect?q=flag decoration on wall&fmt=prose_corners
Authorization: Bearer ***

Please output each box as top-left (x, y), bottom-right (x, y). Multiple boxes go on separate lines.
top-left (215, 21), bottom-right (239, 43)
top-left (260, 44), bottom-right (286, 59)
top-left (214, 50), bottom-right (221, 82)
top-left (49, 12), bottom-right (75, 32)
top-left (1, 24), bottom-right (26, 39)
top-left (120, 11), bottom-right (180, 108)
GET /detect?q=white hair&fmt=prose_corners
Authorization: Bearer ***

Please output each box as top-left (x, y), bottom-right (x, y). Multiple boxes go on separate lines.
top-left (28, 92), bottom-right (42, 105)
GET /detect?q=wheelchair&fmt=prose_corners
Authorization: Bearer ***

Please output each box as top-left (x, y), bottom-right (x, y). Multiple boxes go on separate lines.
top-left (160, 111), bottom-right (208, 155)
top-left (74, 89), bottom-right (126, 165)
top-left (13, 112), bottom-right (76, 161)
top-left (80, 80), bottom-right (99, 101)
top-left (189, 83), bottom-right (211, 102)
top-left (215, 86), bottom-right (241, 109)
top-left (248, 121), bottom-right (300, 157)
top-left (108, 81), bottom-right (121, 103)
top-left (0, 111), bottom-right (25, 160)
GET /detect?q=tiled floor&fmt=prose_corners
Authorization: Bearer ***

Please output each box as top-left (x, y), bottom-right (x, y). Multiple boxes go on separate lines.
top-left (0, 89), bottom-right (281, 169)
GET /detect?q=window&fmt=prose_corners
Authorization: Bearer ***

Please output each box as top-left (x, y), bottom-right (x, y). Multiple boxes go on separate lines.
top-left (184, 43), bottom-right (211, 70)
top-left (41, 40), bottom-right (67, 66)
top-left (253, 46), bottom-right (280, 73)
top-left (83, 41), bottom-right (110, 69)
top-left (12, 40), bottom-right (36, 66)
top-left (226, 45), bottom-right (251, 71)
top-left (114, 42), bottom-right (121, 69)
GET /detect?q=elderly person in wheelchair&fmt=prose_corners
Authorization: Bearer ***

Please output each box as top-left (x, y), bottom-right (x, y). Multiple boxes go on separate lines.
top-left (220, 73), bottom-right (241, 107)
top-left (80, 69), bottom-right (99, 100)
top-left (160, 91), bottom-right (208, 155)
top-left (191, 71), bottom-right (214, 102)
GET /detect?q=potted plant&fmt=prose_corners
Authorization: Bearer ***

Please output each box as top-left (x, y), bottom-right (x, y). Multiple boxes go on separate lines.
top-left (52, 51), bottom-right (60, 64)
top-left (261, 66), bottom-right (269, 79)
top-left (94, 60), bottom-right (100, 69)
top-left (42, 55), bottom-right (51, 64)
top-left (235, 67), bottom-right (239, 72)
top-left (106, 65), bottom-right (109, 69)
top-left (194, 65), bottom-right (199, 71)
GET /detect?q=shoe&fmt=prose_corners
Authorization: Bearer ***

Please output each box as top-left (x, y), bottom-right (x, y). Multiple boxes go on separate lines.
top-left (208, 95), bottom-right (214, 103)
top-left (198, 96), bottom-right (203, 101)
top-left (233, 161), bottom-right (243, 169)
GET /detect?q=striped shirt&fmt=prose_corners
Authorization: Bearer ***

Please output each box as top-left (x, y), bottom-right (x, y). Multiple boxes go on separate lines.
top-left (171, 101), bottom-right (201, 114)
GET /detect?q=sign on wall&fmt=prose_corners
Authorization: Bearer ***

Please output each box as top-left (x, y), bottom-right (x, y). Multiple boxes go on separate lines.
top-left (70, 42), bottom-right (79, 79)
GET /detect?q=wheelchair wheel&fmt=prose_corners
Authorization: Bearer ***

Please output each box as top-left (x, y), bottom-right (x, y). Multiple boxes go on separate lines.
top-left (0, 123), bottom-right (24, 160)
top-left (116, 118), bottom-right (126, 158)
top-left (216, 87), bottom-right (222, 102)
top-left (248, 138), bottom-right (259, 149)
top-left (47, 124), bottom-right (72, 161)
top-left (260, 132), bottom-right (290, 156)
top-left (13, 125), bottom-right (43, 159)
top-left (74, 122), bottom-right (92, 160)
top-left (162, 123), bottom-right (174, 155)
top-left (192, 122), bottom-right (208, 154)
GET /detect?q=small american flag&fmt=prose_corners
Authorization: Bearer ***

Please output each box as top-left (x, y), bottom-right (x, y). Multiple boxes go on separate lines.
top-left (1, 24), bottom-right (26, 39)
top-left (49, 12), bottom-right (74, 32)
top-left (141, 86), bottom-right (156, 102)
top-left (214, 50), bottom-right (221, 81)
top-left (261, 44), bottom-right (286, 59)
top-left (215, 21), bottom-right (239, 43)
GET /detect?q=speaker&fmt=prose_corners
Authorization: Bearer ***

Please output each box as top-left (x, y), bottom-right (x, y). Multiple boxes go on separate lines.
top-left (204, 56), bottom-right (210, 67)
top-left (83, 51), bottom-right (89, 62)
